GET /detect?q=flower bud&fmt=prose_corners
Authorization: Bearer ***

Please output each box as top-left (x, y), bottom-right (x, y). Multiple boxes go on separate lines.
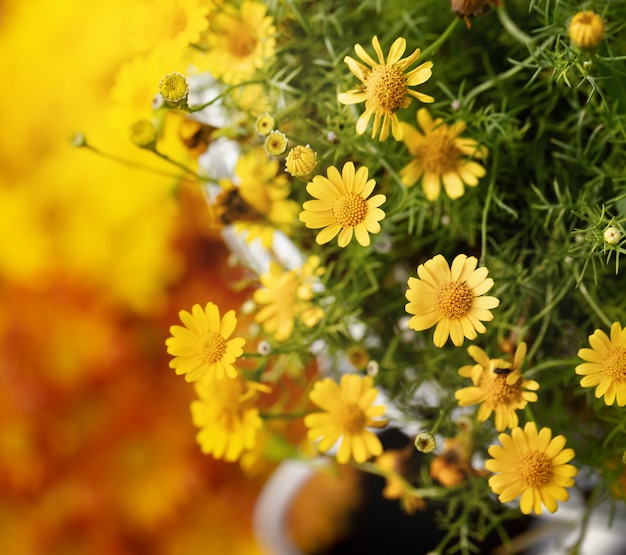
top-left (255, 112), bottom-right (275, 136)
top-left (264, 130), bottom-right (288, 156)
top-left (285, 144), bottom-right (317, 179)
top-left (130, 119), bottom-right (157, 149)
top-left (414, 432), bottom-right (436, 454)
top-left (568, 11), bottom-right (604, 50)
top-left (603, 226), bottom-right (622, 245)
top-left (159, 72), bottom-right (189, 107)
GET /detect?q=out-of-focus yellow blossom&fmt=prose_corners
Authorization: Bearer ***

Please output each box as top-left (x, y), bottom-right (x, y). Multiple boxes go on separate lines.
top-left (253, 256), bottom-right (325, 341)
top-left (199, 0), bottom-right (276, 85)
top-left (190, 375), bottom-right (271, 462)
top-left (227, 146), bottom-right (299, 248)
top-left (126, 0), bottom-right (213, 56)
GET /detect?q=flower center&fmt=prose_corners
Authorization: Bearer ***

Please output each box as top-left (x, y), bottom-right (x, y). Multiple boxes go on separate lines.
top-left (418, 128), bottom-right (462, 175)
top-left (228, 25), bottom-right (257, 58)
top-left (333, 193), bottom-right (368, 227)
top-left (365, 65), bottom-right (408, 113)
top-left (518, 451), bottom-right (552, 488)
top-left (339, 402), bottom-right (367, 434)
top-left (482, 372), bottom-right (523, 406)
top-left (435, 280), bottom-right (473, 320)
top-left (200, 331), bottom-right (227, 364)
top-left (605, 347), bottom-right (626, 383)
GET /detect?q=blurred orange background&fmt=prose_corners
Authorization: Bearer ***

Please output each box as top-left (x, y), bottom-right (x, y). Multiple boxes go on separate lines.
top-left (0, 1), bottom-right (273, 553)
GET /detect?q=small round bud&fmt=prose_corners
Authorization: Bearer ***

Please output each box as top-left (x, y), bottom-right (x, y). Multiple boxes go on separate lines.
top-left (257, 340), bottom-right (272, 356)
top-left (451, 99), bottom-right (461, 111)
top-left (347, 345), bottom-right (370, 371)
top-left (130, 119), bottom-right (157, 149)
top-left (159, 72), bottom-right (189, 107)
top-left (255, 113), bottom-right (275, 136)
top-left (366, 360), bottom-right (379, 377)
top-left (264, 130), bottom-right (288, 156)
top-left (603, 226), bottom-right (622, 245)
top-left (240, 299), bottom-right (256, 315)
top-left (285, 144), bottom-right (318, 179)
top-left (568, 11), bottom-right (604, 50)
top-left (71, 132), bottom-right (87, 148)
top-left (414, 432), bottom-right (436, 454)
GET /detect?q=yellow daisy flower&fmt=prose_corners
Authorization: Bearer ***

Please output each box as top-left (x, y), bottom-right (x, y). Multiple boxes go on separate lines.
top-left (485, 422), bottom-right (578, 515)
top-left (575, 321), bottom-right (626, 407)
top-left (253, 256), bottom-right (325, 342)
top-left (166, 302), bottom-right (246, 383)
top-left (201, 0), bottom-right (276, 85)
top-left (299, 162), bottom-right (386, 248)
top-left (455, 343), bottom-right (540, 431)
top-left (191, 376), bottom-right (270, 462)
top-left (338, 36), bottom-right (434, 142)
top-left (223, 146), bottom-right (299, 248)
top-left (405, 254), bottom-right (500, 347)
top-left (400, 108), bottom-right (488, 200)
top-left (304, 374), bottom-right (388, 464)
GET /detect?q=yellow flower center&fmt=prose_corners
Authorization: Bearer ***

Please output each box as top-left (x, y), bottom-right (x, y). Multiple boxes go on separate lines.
top-left (435, 280), bottom-right (473, 320)
top-left (605, 347), bottom-right (626, 383)
top-left (200, 331), bottom-right (227, 364)
top-left (338, 402), bottom-right (367, 434)
top-left (482, 372), bottom-right (523, 406)
top-left (333, 193), bottom-right (368, 227)
top-left (364, 65), bottom-right (408, 114)
top-left (228, 25), bottom-right (257, 58)
top-left (159, 72), bottom-right (188, 103)
top-left (518, 451), bottom-right (552, 488)
top-left (418, 127), bottom-right (462, 175)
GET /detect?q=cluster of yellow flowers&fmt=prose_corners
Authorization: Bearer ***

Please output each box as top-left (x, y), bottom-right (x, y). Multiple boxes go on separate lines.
top-left (55, 0), bottom-right (624, 549)
top-left (154, 1), bottom-right (626, 527)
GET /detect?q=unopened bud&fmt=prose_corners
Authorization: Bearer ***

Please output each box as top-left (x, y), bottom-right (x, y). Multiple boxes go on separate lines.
top-left (568, 11), bottom-right (604, 50)
top-left (285, 144), bottom-right (317, 179)
top-left (159, 72), bottom-right (189, 107)
top-left (603, 226), bottom-right (622, 245)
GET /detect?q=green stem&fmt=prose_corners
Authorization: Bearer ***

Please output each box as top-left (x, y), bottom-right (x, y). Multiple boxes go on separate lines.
top-left (497, 5), bottom-right (532, 45)
top-left (418, 18), bottom-right (461, 61)
top-left (578, 281), bottom-right (612, 328)
top-left (81, 143), bottom-right (187, 180)
top-left (152, 149), bottom-right (207, 181)
top-left (259, 411), bottom-right (311, 420)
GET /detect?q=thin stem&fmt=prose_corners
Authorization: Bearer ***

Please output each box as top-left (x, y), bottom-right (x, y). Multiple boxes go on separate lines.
top-left (80, 143), bottom-right (186, 180)
top-left (578, 281), bottom-right (612, 328)
top-left (418, 18), bottom-right (461, 61)
top-left (497, 5), bottom-right (532, 45)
